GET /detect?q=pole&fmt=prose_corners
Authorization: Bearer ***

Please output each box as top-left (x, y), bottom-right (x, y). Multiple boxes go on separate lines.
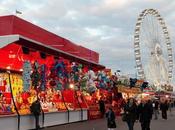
top-left (7, 71), bottom-right (20, 130)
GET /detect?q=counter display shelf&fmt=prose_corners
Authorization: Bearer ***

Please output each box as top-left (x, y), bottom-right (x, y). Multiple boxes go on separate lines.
top-left (0, 72), bottom-right (88, 130)
top-left (0, 109), bottom-right (88, 130)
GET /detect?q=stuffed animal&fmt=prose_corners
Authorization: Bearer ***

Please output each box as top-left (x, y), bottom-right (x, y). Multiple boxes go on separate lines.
top-left (31, 61), bottom-right (40, 89)
top-left (71, 62), bottom-right (78, 73)
top-left (22, 60), bottom-right (32, 91)
top-left (40, 64), bottom-right (47, 91)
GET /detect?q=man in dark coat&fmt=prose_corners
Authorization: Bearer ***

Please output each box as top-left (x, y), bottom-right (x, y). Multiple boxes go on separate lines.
top-left (106, 107), bottom-right (116, 130)
top-left (30, 99), bottom-right (42, 130)
top-left (153, 100), bottom-right (159, 120)
top-left (137, 99), bottom-right (153, 130)
top-left (160, 100), bottom-right (169, 120)
top-left (124, 98), bottom-right (137, 130)
top-left (99, 98), bottom-right (106, 118)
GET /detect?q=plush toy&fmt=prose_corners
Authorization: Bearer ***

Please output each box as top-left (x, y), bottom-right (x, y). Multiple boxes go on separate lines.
top-left (71, 62), bottom-right (78, 73)
top-left (101, 71), bottom-right (107, 83)
top-left (87, 79), bottom-right (97, 94)
top-left (54, 58), bottom-right (65, 78)
top-left (86, 69), bottom-right (97, 94)
top-left (49, 63), bottom-right (56, 87)
top-left (6, 105), bottom-right (12, 112)
top-left (40, 64), bottom-right (47, 91)
top-left (78, 64), bottom-right (83, 73)
top-left (99, 80), bottom-right (106, 89)
top-left (49, 59), bottom-right (65, 88)
top-left (55, 79), bottom-right (63, 90)
top-left (31, 61), bottom-right (40, 89)
top-left (22, 60), bottom-right (32, 91)
top-left (80, 74), bottom-right (88, 91)
top-left (74, 72), bottom-right (79, 83)
top-left (88, 69), bottom-right (96, 80)
top-left (0, 76), bottom-right (3, 87)
top-left (21, 92), bottom-right (29, 104)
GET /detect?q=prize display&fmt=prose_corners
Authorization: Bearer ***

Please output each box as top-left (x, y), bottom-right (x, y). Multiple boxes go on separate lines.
top-left (0, 43), bottom-right (120, 117)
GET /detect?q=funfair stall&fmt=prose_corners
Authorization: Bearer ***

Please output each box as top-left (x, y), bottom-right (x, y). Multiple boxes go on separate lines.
top-left (0, 15), bottom-right (105, 130)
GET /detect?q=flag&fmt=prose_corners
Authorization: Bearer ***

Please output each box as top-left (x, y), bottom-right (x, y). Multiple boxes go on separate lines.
top-left (16, 10), bottom-right (22, 14)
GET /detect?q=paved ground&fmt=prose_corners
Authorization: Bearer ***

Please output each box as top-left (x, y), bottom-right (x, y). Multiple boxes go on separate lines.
top-left (44, 110), bottom-right (175, 130)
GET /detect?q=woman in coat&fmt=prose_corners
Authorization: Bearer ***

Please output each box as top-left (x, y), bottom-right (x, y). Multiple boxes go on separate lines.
top-left (124, 98), bottom-right (138, 130)
top-left (106, 107), bottom-right (116, 130)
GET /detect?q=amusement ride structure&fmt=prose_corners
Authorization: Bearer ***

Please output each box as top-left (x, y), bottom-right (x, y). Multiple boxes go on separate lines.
top-left (134, 9), bottom-right (173, 91)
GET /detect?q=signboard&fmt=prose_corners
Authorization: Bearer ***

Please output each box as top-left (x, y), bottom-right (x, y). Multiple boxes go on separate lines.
top-left (118, 85), bottom-right (141, 94)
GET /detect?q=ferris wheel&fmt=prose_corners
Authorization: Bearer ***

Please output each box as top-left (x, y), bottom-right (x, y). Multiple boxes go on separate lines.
top-left (134, 9), bottom-right (173, 90)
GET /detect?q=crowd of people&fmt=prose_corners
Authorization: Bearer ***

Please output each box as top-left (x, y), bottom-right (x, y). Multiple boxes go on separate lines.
top-left (104, 97), bottom-right (174, 130)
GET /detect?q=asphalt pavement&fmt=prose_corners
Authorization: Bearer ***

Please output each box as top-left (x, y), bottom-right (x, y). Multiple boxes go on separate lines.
top-left (43, 109), bottom-right (175, 130)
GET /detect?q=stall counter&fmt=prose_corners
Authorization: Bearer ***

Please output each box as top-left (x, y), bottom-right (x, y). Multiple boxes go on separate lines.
top-left (0, 109), bottom-right (88, 130)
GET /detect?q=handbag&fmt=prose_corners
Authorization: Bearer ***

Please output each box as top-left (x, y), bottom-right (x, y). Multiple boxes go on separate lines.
top-left (122, 113), bottom-right (127, 121)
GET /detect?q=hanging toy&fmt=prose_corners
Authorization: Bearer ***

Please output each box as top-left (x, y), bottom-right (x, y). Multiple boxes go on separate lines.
top-left (78, 64), bottom-right (83, 73)
top-left (71, 62), bottom-right (78, 73)
top-left (80, 74), bottom-right (88, 91)
top-left (54, 58), bottom-right (65, 78)
top-left (87, 69), bottom-right (97, 94)
top-left (31, 61), bottom-right (40, 89)
top-left (49, 62), bottom-right (57, 87)
top-left (40, 64), bottom-right (47, 91)
top-left (22, 60), bottom-right (32, 92)
top-left (55, 79), bottom-right (63, 90)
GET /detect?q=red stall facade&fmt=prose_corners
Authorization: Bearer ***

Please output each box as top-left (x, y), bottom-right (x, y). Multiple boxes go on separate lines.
top-left (0, 15), bottom-right (105, 130)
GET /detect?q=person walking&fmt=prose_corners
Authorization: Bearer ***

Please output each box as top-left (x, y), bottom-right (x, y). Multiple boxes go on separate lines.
top-left (30, 98), bottom-right (42, 130)
top-left (153, 100), bottom-right (159, 120)
top-left (160, 100), bottom-right (169, 120)
top-left (124, 98), bottom-right (137, 130)
top-left (168, 100), bottom-right (173, 116)
top-left (137, 98), bottom-right (153, 130)
top-left (99, 97), bottom-right (106, 118)
top-left (106, 107), bottom-right (116, 130)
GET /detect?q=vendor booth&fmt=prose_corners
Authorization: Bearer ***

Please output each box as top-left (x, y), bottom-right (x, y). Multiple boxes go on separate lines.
top-left (0, 15), bottom-right (105, 130)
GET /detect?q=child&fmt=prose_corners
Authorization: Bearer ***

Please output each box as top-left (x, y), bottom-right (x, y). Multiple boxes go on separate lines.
top-left (106, 107), bottom-right (117, 130)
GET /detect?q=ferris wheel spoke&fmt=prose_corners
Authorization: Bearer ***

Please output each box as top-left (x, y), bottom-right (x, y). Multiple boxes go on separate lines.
top-left (154, 16), bottom-right (160, 43)
top-left (144, 16), bottom-right (152, 40)
top-left (146, 15), bottom-right (155, 40)
top-left (151, 15), bottom-right (159, 43)
top-left (141, 17), bottom-right (154, 49)
top-left (148, 15), bottom-right (155, 38)
top-left (144, 15), bottom-right (156, 48)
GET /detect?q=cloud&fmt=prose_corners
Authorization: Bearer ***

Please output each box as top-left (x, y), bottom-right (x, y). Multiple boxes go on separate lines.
top-left (0, 0), bottom-right (175, 79)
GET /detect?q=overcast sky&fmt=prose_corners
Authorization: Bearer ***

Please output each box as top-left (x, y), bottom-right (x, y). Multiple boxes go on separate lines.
top-left (0, 0), bottom-right (175, 77)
